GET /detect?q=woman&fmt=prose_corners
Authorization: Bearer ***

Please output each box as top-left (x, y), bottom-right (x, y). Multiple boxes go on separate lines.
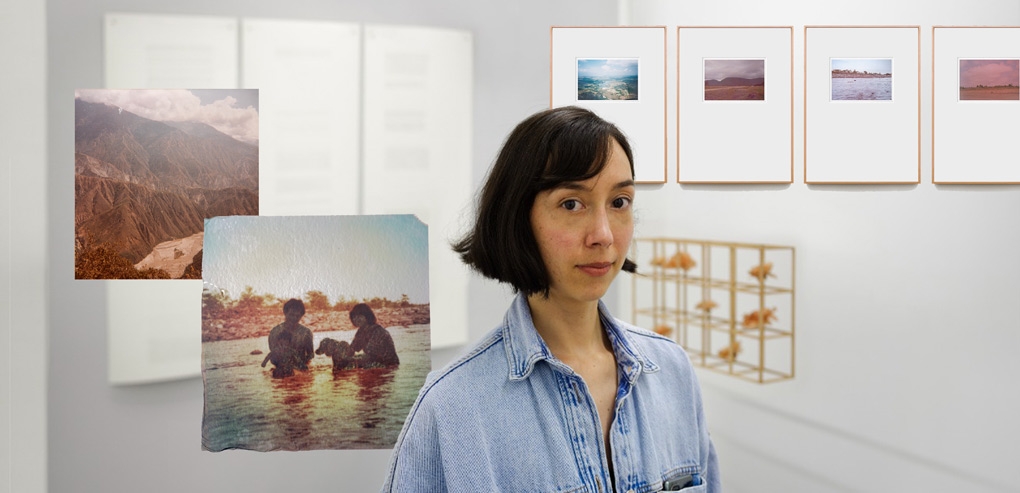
top-left (383, 107), bottom-right (719, 492)
top-left (349, 303), bottom-right (400, 368)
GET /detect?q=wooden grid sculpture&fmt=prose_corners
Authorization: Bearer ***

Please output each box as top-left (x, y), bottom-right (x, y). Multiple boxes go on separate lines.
top-left (631, 238), bottom-right (796, 384)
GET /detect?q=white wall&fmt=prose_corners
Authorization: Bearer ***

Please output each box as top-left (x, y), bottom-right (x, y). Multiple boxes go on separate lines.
top-left (622, 1), bottom-right (1020, 491)
top-left (45, 1), bottom-right (617, 491)
top-left (1, 0), bottom-right (48, 492)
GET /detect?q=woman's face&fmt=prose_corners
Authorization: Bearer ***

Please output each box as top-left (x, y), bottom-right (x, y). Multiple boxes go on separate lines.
top-left (530, 138), bottom-right (635, 305)
top-left (351, 314), bottom-right (368, 328)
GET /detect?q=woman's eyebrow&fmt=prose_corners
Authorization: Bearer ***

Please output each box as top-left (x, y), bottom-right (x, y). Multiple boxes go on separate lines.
top-left (554, 179), bottom-right (635, 192)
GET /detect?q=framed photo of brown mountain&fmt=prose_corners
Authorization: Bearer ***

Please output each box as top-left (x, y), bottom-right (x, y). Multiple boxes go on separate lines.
top-left (551, 26), bottom-right (667, 183)
top-left (74, 88), bottom-right (259, 280)
top-left (933, 27), bottom-right (1020, 184)
top-left (678, 27), bottom-right (793, 183)
top-left (804, 26), bottom-right (920, 184)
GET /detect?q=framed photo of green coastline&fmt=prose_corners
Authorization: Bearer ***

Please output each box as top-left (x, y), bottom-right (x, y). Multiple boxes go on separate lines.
top-left (933, 26), bottom-right (1020, 184)
top-left (551, 26), bottom-right (667, 183)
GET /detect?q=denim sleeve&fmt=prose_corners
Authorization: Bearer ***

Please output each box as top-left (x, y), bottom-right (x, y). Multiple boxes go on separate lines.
top-left (380, 382), bottom-right (447, 492)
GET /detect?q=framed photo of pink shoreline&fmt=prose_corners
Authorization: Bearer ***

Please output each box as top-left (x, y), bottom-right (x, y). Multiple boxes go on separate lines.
top-left (804, 26), bottom-right (920, 184)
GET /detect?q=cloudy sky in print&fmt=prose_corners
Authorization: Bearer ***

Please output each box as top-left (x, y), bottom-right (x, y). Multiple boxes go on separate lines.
top-left (959, 59), bottom-right (1020, 88)
top-left (577, 58), bottom-right (639, 78)
top-left (75, 88), bottom-right (259, 144)
top-left (202, 215), bottom-right (430, 305)
top-left (704, 59), bottom-right (765, 81)
top-left (831, 58), bottom-right (892, 75)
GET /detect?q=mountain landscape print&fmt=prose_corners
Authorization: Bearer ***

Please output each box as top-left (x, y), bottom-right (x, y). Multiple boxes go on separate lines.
top-left (704, 59), bottom-right (765, 101)
top-left (75, 89), bottom-right (259, 280)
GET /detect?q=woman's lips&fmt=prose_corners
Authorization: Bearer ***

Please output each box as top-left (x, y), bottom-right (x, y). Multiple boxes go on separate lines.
top-left (578, 262), bottom-right (613, 276)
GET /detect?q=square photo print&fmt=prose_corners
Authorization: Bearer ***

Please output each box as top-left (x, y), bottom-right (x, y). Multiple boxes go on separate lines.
top-left (74, 88), bottom-right (259, 280)
top-left (830, 58), bottom-right (893, 101)
top-left (703, 59), bottom-right (765, 101)
top-left (577, 58), bottom-right (639, 101)
top-left (959, 59), bottom-right (1020, 101)
top-left (201, 215), bottom-right (431, 451)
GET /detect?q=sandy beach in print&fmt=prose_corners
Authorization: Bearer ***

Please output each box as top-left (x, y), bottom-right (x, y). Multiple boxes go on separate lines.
top-left (830, 58), bottom-right (892, 101)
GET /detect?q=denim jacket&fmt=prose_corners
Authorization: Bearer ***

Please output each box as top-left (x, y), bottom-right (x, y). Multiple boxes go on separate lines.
top-left (382, 294), bottom-right (720, 492)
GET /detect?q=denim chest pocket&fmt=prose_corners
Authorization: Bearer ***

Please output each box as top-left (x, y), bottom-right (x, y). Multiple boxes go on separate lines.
top-left (658, 485), bottom-right (705, 493)
top-left (650, 470), bottom-right (703, 493)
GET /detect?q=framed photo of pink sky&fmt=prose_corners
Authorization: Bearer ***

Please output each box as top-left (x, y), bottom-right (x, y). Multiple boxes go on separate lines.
top-left (933, 26), bottom-right (1020, 184)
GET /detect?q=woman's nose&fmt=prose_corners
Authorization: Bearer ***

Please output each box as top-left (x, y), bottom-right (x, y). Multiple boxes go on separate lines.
top-left (585, 208), bottom-right (613, 247)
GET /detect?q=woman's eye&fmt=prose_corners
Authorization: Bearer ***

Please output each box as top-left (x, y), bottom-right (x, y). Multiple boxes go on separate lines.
top-left (561, 199), bottom-right (580, 211)
top-left (612, 197), bottom-right (632, 208)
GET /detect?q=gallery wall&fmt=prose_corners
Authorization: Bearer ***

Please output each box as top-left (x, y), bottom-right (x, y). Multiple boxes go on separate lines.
top-left (619, 0), bottom-right (1020, 491)
top-left (1, 0), bottom-right (48, 492)
top-left (36, 0), bottom-right (1020, 492)
top-left (45, 0), bottom-right (617, 491)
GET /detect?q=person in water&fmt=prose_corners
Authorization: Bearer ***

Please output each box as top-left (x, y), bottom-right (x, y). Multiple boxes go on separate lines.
top-left (348, 303), bottom-right (400, 368)
top-left (265, 298), bottom-right (314, 378)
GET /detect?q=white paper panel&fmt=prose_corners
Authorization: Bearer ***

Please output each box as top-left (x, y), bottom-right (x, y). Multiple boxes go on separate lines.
top-left (104, 13), bottom-right (238, 88)
top-left (242, 18), bottom-right (362, 214)
top-left (103, 13), bottom-right (239, 384)
top-left (362, 24), bottom-right (472, 348)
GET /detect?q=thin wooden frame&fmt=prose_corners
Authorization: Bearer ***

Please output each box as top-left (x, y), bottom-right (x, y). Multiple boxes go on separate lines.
top-left (804, 26), bottom-right (921, 184)
top-left (677, 26), bottom-right (794, 184)
top-left (551, 26), bottom-right (668, 184)
top-left (932, 26), bottom-right (1020, 184)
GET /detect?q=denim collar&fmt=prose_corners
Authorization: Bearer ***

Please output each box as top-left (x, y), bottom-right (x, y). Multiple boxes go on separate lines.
top-left (503, 293), bottom-right (659, 383)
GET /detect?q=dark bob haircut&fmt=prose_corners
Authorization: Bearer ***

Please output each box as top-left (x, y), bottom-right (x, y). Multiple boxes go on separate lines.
top-left (283, 298), bottom-right (305, 316)
top-left (349, 303), bottom-right (377, 325)
top-left (452, 106), bottom-right (637, 297)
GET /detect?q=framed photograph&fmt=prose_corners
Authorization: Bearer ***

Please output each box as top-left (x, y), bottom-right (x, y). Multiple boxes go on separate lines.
top-left (804, 26), bottom-right (920, 184)
top-left (551, 26), bottom-right (667, 183)
top-left (201, 215), bottom-right (431, 451)
top-left (678, 27), bottom-right (793, 183)
top-left (933, 27), bottom-right (1020, 183)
